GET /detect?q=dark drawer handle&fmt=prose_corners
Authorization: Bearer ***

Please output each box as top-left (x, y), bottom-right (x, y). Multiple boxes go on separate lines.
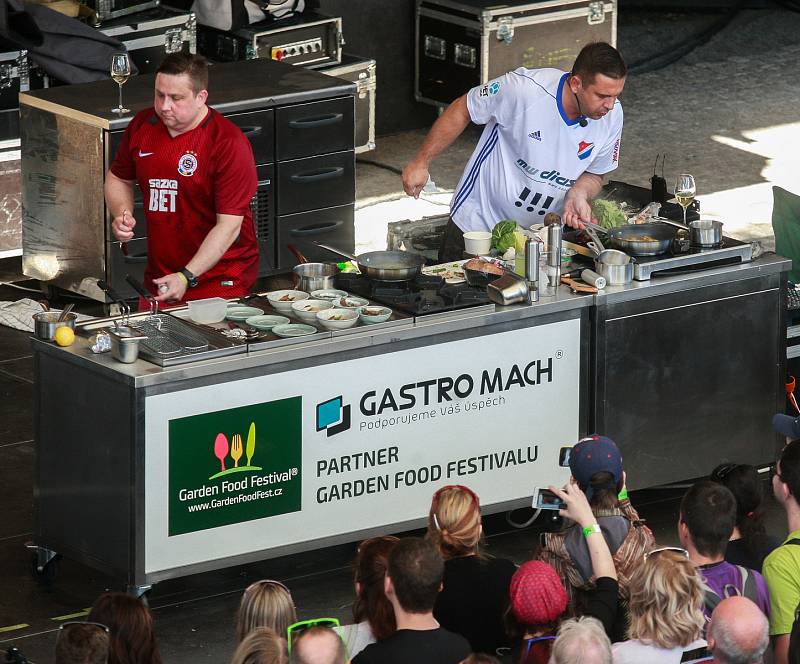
top-left (240, 126), bottom-right (263, 138)
top-left (123, 250), bottom-right (148, 264)
top-left (288, 113), bottom-right (343, 129)
top-left (288, 221), bottom-right (344, 236)
top-left (290, 167), bottom-right (344, 183)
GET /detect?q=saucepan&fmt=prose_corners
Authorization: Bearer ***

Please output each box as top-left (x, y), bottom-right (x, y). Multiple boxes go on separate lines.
top-left (587, 242), bottom-right (633, 286)
top-left (288, 245), bottom-right (339, 291)
top-left (652, 217), bottom-right (724, 248)
top-left (315, 243), bottom-right (426, 282)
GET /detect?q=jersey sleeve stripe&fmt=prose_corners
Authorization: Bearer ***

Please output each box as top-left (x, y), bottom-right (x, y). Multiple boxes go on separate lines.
top-left (451, 128), bottom-right (500, 218)
top-left (451, 124), bottom-right (499, 214)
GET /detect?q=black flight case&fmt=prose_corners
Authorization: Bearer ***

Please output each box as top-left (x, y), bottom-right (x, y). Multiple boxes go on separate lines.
top-left (416, 0), bottom-right (617, 106)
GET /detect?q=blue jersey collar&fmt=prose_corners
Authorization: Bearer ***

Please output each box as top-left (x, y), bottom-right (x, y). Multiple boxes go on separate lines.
top-left (557, 72), bottom-right (584, 127)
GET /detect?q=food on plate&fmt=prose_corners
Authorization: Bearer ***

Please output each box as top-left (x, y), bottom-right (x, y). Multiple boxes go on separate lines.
top-left (465, 258), bottom-right (504, 275)
top-left (329, 314), bottom-right (345, 321)
top-left (491, 220), bottom-right (518, 253)
top-left (592, 199), bottom-right (627, 229)
top-left (362, 307), bottom-right (384, 316)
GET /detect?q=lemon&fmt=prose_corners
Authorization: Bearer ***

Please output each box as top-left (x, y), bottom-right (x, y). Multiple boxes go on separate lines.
top-left (54, 326), bottom-right (75, 347)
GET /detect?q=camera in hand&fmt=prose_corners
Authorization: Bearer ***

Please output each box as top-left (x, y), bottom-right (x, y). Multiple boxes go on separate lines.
top-left (533, 488), bottom-right (565, 510)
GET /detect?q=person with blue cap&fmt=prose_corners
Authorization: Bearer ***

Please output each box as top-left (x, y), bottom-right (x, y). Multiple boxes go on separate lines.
top-left (538, 434), bottom-right (655, 642)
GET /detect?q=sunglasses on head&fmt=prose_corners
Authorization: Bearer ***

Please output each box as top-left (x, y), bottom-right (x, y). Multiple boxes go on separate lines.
top-left (644, 546), bottom-right (690, 561)
top-left (286, 618), bottom-right (341, 654)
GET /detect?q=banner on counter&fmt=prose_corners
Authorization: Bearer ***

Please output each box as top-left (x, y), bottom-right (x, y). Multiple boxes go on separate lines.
top-left (168, 397), bottom-right (302, 536)
top-left (146, 319), bottom-right (581, 572)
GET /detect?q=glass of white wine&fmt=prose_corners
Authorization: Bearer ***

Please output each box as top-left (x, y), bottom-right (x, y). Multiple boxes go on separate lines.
top-left (111, 53), bottom-right (131, 115)
top-left (674, 173), bottom-right (696, 226)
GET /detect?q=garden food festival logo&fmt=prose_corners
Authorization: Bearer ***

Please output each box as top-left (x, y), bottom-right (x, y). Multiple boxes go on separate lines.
top-left (209, 421), bottom-right (262, 480)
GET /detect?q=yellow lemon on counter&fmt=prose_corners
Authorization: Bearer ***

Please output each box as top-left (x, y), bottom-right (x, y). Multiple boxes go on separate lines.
top-left (54, 326), bottom-right (75, 347)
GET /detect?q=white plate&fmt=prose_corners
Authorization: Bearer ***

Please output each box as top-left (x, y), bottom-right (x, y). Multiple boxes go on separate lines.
top-left (422, 261), bottom-right (467, 283)
top-left (225, 306), bottom-right (265, 321)
top-left (272, 323), bottom-right (317, 338)
top-left (310, 289), bottom-right (349, 301)
top-left (335, 295), bottom-right (370, 309)
top-left (244, 314), bottom-right (290, 331)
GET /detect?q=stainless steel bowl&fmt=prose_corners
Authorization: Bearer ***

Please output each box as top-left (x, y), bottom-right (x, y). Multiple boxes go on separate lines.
top-left (108, 326), bottom-right (148, 363)
top-left (487, 272), bottom-right (530, 305)
top-left (689, 219), bottom-right (723, 247)
top-left (32, 311), bottom-right (77, 341)
top-left (292, 262), bottom-right (339, 292)
top-left (594, 259), bottom-right (633, 286)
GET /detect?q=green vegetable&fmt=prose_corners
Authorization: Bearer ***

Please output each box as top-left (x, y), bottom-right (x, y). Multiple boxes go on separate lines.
top-left (592, 199), bottom-right (627, 229)
top-left (491, 220), bottom-right (518, 253)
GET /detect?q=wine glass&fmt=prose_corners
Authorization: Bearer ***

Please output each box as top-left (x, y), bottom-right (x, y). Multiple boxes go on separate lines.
top-left (110, 53), bottom-right (131, 115)
top-left (674, 173), bottom-right (696, 226)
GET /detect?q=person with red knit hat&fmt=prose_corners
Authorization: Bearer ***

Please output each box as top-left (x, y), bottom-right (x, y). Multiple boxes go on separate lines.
top-left (509, 482), bottom-right (619, 663)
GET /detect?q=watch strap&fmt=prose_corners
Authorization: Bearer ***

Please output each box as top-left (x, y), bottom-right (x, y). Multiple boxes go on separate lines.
top-left (180, 268), bottom-right (198, 287)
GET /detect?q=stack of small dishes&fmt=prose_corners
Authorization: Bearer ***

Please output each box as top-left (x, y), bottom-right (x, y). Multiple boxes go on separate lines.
top-left (272, 323), bottom-right (317, 338)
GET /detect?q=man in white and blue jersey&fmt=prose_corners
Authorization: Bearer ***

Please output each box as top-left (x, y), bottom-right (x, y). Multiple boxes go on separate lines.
top-left (402, 42), bottom-right (626, 262)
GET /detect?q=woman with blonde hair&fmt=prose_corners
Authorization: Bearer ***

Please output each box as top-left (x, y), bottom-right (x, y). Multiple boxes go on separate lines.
top-left (230, 627), bottom-right (287, 664)
top-left (427, 484), bottom-right (516, 654)
top-left (235, 580), bottom-right (297, 643)
top-left (612, 548), bottom-right (711, 663)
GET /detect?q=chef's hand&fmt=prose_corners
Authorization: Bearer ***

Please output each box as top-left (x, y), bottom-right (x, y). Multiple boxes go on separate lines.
top-left (549, 480), bottom-right (595, 527)
top-left (153, 273), bottom-right (187, 303)
top-left (562, 192), bottom-right (596, 230)
top-left (402, 159), bottom-right (430, 198)
top-left (111, 209), bottom-right (136, 243)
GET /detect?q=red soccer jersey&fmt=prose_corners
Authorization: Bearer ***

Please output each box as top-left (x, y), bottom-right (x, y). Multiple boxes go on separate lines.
top-left (111, 107), bottom-right (259, 301)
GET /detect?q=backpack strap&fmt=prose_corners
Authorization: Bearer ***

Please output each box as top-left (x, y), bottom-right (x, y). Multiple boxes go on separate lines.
top-left (702, 564), bottom-right (759, 612)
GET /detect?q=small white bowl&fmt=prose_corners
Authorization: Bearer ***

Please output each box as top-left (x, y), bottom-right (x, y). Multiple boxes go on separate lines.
top-left (464, 231), bottom-right (493, 255)
top-left (359, 305), bottom-right (392, 324)
top-left (334, 295), bottom-right (369, 310)
top-left (310, 288), bottom-right (349, 301)
top-left (291, 298), bottom-right (333, 323)
top-left (267, 289), bottom-right (309, 313)
top-left (317, 308), bottom-right (359, 330)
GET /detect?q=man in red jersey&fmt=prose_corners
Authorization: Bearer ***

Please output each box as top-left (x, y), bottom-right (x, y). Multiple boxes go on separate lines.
top-left (105, 53), bottom-right (258, 304)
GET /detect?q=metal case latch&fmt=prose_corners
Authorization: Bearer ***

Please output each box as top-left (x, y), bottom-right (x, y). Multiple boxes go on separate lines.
top-left (0, 64), bottom-right (12, 90)
top-left (497, 16), bottom-right (514, 44)
top-left (587, 2), bottom-right (605, 25)
top-left (165, 28), bottom-right (183, 54)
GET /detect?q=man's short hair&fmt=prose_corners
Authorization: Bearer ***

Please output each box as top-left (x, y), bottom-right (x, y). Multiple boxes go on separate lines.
top-left (779, 439), bottom-right (800, 500)
top-left (550, 617), bottom-right (612, 664)
top-left (571, 42), bottom-right (627, 85)
top-left (55, 623), bottom-right (110, 664)
top-left (291, 626), bottom-right (346, 664)
top-left (680, 480), bottom-right (737, 558)
top-left (387, 537), bottom-right (444, 613)
top-left (156, 53), bottom-right (209, 94)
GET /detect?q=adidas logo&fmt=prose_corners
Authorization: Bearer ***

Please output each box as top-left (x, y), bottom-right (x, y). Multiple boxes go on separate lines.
top-left (528, 130), bottom-right (541, 141)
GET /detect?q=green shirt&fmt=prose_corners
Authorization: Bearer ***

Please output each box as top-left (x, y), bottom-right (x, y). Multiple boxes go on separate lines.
top-left (763, 528), bottom-right (800, 636)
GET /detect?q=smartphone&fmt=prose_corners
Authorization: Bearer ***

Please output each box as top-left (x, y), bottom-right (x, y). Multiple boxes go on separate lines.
top-left (533, 488), bottom-right (565, 511)
top-left (559, 446), bottom-right (572, 467)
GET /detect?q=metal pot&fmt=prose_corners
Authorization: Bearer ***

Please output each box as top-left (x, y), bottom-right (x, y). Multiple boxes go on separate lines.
top-left (292, 262), bottom-right (338, 292)
top-left (588, 243), bottom-right (633, 285)
top-left (689, 219), bottom-right (723, 247)
top-left (316, 243), bottom-right (426, 282)
top-left (594, 260), bottom-right (633, 286)
top-left (487, 271), bottom-right (531, 305)
top-left (33, 311), bottom-right (77, 341)
top-left (107, 326), bottom-right (148, 363)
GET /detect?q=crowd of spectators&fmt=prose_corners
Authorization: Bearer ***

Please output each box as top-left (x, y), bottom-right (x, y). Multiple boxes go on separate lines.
top-left (43, 420), bottom-right (800, 664)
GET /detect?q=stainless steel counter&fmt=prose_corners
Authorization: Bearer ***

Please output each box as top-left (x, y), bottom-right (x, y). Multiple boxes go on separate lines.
top-left (32, 255), bottom-right (789, 388)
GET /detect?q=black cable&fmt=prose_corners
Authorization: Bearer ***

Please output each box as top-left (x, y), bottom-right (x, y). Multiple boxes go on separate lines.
top-left (627, 2), bottom-right (745, 75)
top-left (356, 159), bottom-right (403, 175)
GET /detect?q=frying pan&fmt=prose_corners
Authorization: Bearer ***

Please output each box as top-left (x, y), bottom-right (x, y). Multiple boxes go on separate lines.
top-left (606, 222), bottom-right (677, 256)
top-left (315, 243), bottom-right (426, 282)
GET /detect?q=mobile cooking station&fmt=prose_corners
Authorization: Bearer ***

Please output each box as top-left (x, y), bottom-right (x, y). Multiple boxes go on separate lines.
top-left (30, 251), bottom-right (789, 594)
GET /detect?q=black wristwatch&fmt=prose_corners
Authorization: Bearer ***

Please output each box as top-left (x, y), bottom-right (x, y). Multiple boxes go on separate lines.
top-left (180, 267), bottom-right (199, 288)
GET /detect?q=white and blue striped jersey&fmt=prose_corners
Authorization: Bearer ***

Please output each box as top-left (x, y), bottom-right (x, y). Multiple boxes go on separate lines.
top-left (450, 68), bottom-right (623, 233)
